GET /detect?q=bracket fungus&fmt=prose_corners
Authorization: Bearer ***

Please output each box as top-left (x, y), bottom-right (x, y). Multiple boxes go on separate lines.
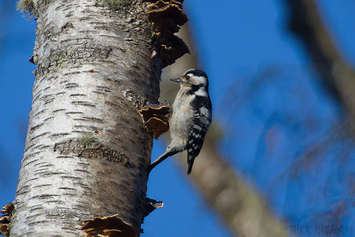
top-left (144, 197), bottom-right (164, 218)
top-left (147, 0), bottom-right (187, 35)
top-left (0, 203), bottom-right (14, 237)
top-left (147, 0), bottom-right (190, 67)
top-left (82, 215), bottom-right (137, 237)
top-left (139, 103), bottom-right (170, 139)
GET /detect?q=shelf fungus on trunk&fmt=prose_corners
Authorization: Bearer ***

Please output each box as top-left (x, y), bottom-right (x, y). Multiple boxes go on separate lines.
top-left (0, 203), bottom-right (14, 237)
top-left (146, 0), bottom-right (190, 68)
top-left (139, 103), bottom-right (170, 139)
top-left (82, 215), bottom-right (137, 237)
top-left (143, 197), bottom-right (164, 218)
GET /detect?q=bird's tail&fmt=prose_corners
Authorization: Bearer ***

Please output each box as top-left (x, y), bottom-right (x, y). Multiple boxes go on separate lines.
top-left (187, 155), bottom-right (195, 175)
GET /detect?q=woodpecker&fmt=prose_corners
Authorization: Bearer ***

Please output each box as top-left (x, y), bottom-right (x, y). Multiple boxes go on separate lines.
top-left (149, 69), bottom-right (212, 174)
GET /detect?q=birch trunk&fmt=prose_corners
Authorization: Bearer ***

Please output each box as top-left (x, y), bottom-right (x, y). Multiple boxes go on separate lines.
top-left (11, 0), bottom-right (160, 236)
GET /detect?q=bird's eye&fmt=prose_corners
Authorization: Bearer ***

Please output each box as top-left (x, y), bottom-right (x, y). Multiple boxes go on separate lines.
top-left (186, 75), bottom-right (190, 80)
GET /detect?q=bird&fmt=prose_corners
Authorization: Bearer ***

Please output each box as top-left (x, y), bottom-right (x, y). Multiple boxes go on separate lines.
top-left (149, 68), bottom-right (212, 174)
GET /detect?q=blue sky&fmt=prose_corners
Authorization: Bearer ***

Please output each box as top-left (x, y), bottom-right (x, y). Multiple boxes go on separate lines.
top-left (1, 0), bottom-right (355, 236)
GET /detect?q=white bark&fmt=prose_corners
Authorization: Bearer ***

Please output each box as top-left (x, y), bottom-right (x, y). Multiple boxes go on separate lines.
top-left (11, 0), bottom-right (160, 236)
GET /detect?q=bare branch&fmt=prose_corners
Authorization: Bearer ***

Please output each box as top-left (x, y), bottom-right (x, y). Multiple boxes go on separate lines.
top-left (284, 0), bottom-right (355, 122)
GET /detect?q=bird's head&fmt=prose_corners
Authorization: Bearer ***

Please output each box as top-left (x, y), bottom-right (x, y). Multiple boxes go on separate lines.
top-left (170, 69), bottom-right (209, 90)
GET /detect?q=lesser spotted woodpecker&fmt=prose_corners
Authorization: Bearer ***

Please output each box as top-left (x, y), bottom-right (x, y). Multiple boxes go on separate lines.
top-left (149, 69), bottom-right (212, 175)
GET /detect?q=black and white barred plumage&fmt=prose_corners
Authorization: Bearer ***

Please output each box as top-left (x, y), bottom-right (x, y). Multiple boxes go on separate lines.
top-left (149, 69), bottom-right (212, 175)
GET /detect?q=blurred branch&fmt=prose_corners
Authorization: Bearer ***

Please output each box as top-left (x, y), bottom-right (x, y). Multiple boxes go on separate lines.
top-left (284, 0), bottom-right (355, 124)
top-left (161, 24), bottom-right (289, 237)
top-left (187, 132), bottom-right (289, 237)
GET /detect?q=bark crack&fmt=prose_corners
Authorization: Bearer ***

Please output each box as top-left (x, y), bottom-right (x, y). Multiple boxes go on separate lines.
top-left (54, 138), bottom-right (133, 167)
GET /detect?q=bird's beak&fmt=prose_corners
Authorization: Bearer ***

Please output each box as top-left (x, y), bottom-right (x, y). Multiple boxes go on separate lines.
top-left (170, 77), bottom-right (183, 83)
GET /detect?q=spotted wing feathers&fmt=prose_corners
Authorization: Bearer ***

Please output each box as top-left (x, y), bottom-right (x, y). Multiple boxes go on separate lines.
top-left (186, 95), bottom-right (212, 174)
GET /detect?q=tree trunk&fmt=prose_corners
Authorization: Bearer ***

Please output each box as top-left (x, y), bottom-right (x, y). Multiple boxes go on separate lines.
top-left (10, 0), bottom-right (160, 236)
